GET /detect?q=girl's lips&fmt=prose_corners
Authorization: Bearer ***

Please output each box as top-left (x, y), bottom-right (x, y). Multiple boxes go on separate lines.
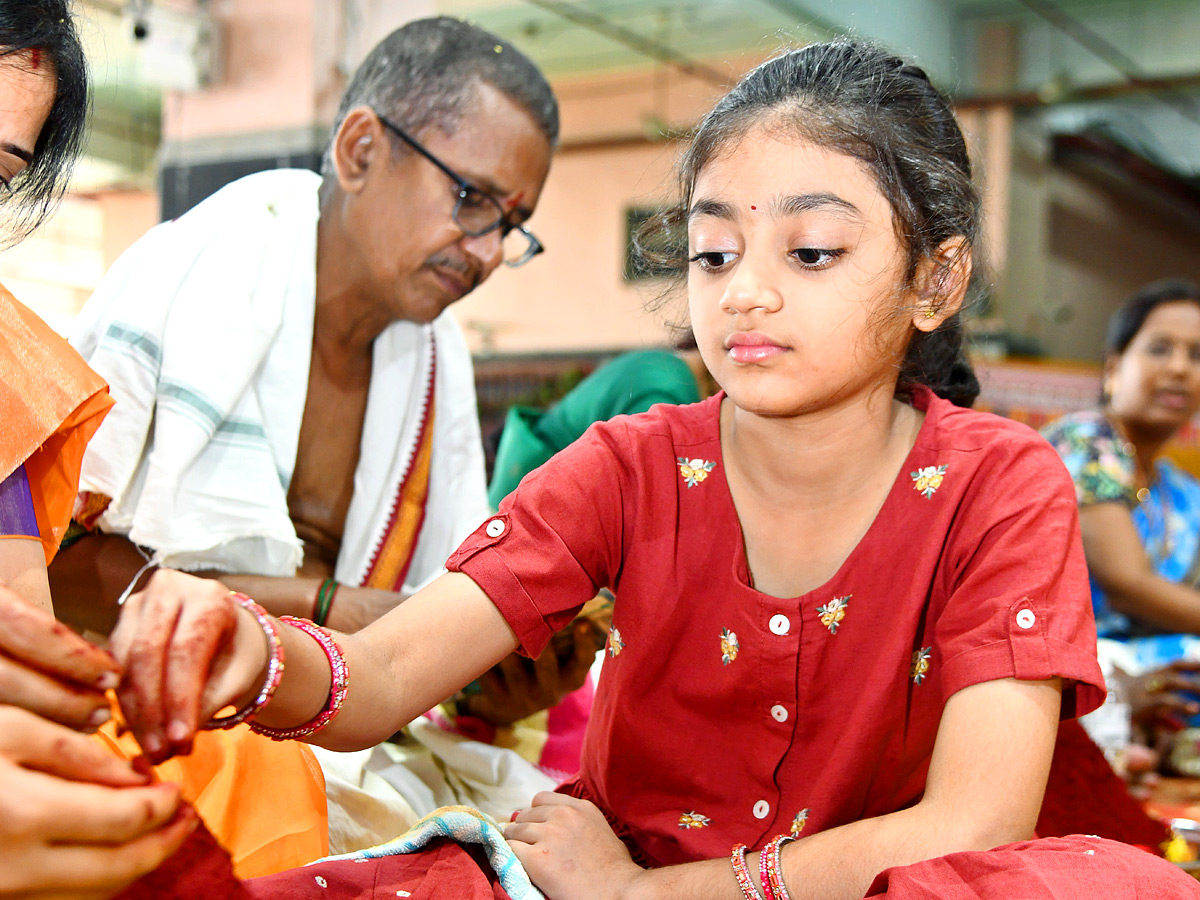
top-left (728, 344), bottom-right (787, 363)
top-left (725, 331), bottom-right (787, 363)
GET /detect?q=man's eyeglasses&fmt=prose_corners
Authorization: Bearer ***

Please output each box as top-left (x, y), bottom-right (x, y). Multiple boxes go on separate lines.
top-left (375, 111), bottom-right (543, 268)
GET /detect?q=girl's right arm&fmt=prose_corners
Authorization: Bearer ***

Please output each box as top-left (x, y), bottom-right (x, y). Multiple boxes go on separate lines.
top-left (1079, 502), bottom-right (1200, 633)
top-left (113, 569), bottom-right (520, 761)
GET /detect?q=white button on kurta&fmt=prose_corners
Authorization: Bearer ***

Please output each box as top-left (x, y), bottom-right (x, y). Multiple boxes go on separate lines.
top-left (485, 519), bottom-right (505, 538)
top-left (1016, 609), bottom-right (1036, 629)
top-left (768, 614), bottom-right (790, 635)
top-left (753, 800), bottom-right (771, 819)
top-left (770, 704), bottom-right (788, 722)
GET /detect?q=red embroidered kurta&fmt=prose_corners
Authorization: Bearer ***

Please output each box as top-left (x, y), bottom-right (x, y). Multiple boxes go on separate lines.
top-left (447, 387), bottom-right (1107, 867)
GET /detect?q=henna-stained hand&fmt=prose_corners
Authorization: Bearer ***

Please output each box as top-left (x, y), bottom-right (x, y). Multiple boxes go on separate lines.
top-left (0, 705), bottom-right (197, 900)
top-left (0, 583), bottom-right (119, 730)
top-left (111, 569), bottom-right (268, 763)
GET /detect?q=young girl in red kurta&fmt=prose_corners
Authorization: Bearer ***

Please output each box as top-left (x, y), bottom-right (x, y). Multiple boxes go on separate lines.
top-left (114, 40), bottom-right (1199, 899)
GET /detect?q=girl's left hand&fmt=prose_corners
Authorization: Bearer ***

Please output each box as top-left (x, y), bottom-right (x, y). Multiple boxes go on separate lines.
top-left (506, 792), bottom-right (645, 900)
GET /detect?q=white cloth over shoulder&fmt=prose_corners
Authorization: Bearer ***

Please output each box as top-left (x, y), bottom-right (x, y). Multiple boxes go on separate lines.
top-left (73, 169), bottom-right (489, 593)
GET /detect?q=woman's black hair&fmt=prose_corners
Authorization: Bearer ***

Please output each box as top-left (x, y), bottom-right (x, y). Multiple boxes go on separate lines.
top-left (1105, 278), bottom-right (1200, 357)
top-left (638, 40), bottom-right (982, 407)
top-left (0, 0), bottom-right (88, 244)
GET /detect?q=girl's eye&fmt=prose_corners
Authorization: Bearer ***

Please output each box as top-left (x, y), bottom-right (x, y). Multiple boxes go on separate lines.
top-left (791, 247), bottom-right (844, 269)
top-left (1145, 341), bottom-right (1170, 357)
top-left (688, 251), bottom-right (736, 270)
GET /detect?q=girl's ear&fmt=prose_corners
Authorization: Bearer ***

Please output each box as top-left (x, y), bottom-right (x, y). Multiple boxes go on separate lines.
top-left (330, 106), bottom-right (382, 195)
top-left (911, 236), bottom-right (972, 333)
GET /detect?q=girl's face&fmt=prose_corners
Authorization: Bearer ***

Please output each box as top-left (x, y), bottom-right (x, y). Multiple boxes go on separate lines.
top-left (687, 127), bottom-right (924, 420)
top-left (0, 53), bottom-right (56, 192)
top-left (1106, 300), bottom-right (1200, 437)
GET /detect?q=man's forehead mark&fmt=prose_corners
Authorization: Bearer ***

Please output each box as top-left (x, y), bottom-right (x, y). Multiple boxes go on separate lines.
top-left (30, 49), bottom-right (40, 69)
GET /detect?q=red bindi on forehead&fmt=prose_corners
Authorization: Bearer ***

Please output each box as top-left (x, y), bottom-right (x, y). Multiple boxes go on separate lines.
top-left (30, 49), bottom-right (40, 69)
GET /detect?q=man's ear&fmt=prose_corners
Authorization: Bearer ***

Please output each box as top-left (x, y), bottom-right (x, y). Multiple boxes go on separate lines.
top-left (911, 236), bottom-right (972, 333)
top-left (330, 106), bottom-right (382, 194)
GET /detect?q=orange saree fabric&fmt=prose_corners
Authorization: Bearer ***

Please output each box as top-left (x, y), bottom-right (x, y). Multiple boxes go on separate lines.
top-left (0, 284), bottom-right (113, 560)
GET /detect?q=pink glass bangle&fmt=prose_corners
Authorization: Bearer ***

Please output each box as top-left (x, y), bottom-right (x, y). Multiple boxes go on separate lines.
top-left (759, 834), bottom-right (796, 900)
top-left (249, 616), bottom-right (348, 741)
top-left (203, 592), bottom-right (285, 730)
top-left (731, 844), bottom-right (765, 900)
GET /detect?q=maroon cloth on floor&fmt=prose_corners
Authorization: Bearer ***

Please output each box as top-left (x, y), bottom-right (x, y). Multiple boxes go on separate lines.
top-left (244, 840), bottom-right (509, 900)
top-left (865, 835), bottom-right (1200, 899)
top-left (1036, 719), bottom-right (1170, 850)
top-left (114, 815), bottom-right (252, 900)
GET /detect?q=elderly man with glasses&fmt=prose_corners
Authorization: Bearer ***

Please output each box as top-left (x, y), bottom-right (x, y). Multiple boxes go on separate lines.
top-left (49, 15), bottom-right (596, 866)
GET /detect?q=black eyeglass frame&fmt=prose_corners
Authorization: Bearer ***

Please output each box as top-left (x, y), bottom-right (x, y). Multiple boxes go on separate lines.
top-left (374, 111), bottom-right (544, 268)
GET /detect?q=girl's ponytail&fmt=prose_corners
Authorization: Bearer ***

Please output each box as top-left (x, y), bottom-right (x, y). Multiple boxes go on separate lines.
top-left (900, 316), bottom-right (979, 408)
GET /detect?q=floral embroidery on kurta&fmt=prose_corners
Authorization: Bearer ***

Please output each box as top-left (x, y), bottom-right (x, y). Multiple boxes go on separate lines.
top-left (677, 457), bottom-right (715, 488)
top-left (911, 646), bottom-right (932, 684)
top-left (607, 625), bottom-right (625, 658)
top-left (911, 464), bottom-right (948, 498)
top-left (790, 808), bottom-right (809, 836)
top-left (720, 627), bottom-right (739, 665)
top-left (678, 811), bottom-right (711, 829)
top-left (816, 595), bottom-right (850, 634)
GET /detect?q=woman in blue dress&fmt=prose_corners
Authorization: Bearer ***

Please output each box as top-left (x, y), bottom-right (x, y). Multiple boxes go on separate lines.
top-left (1042, 280), bottom-right (1200, 762)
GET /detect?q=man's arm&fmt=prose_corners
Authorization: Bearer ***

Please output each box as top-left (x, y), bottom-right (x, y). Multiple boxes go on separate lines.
top-left (1080, 502), bottom-right (1200, 633)
top-left (48, 531), bottom-right (400, 634)
top-left (508, 677), bottom-right (1063, 900)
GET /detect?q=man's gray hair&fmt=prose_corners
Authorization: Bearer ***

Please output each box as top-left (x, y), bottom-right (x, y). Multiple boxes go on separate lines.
top-left (321, 16), bottom-right (558, 176)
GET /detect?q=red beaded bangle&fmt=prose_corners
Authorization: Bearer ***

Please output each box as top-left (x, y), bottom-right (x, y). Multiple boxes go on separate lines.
top-left (249, 616), bottom-right (348, 741)
top-left (759, 834), bottom-right (796, 900)
top-left (203, 592), bottom-right (285, 730)
top-left (730, 843), bottom-right (765, 900)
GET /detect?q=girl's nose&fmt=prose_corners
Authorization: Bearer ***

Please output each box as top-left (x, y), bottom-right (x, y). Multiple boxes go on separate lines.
top-left (719, 259), bottom-right (783, 315)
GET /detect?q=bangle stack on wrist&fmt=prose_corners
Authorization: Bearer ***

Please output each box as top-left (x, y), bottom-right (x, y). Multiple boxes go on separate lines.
top-left (204, 592), bottom-right (285, 730)
top-left (759, 834), bottom-right (795, 900)
top-left (250, 616), bottom-right (349, 741)
top-left (730, 844), bottom-right (764, 900)
top-left (730, 835), bottom-right (794, 900)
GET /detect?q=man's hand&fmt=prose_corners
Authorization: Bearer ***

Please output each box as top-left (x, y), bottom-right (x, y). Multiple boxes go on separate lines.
top-left (0, 705), bottom-right (196, 900)
top-left (461, 619), bottom-right (598, 726)
top-left (506, 792), bottom-right (645, 900)
top-left (0, 584), bottom-right (119, 730)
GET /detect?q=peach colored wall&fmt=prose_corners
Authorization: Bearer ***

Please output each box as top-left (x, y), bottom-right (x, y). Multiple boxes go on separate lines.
top-left (95, 190), bottom-right (159, 270)
top-left (162, 0), bottom-right (317, 141)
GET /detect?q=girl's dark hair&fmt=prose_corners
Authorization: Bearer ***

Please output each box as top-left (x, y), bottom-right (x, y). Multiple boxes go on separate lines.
top-left (0, 0), bottom-right (88, 244)
top-left (1105, 278), bottom-right (1200, 357)
top-left (639, 40), bottom-right (982, 407)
